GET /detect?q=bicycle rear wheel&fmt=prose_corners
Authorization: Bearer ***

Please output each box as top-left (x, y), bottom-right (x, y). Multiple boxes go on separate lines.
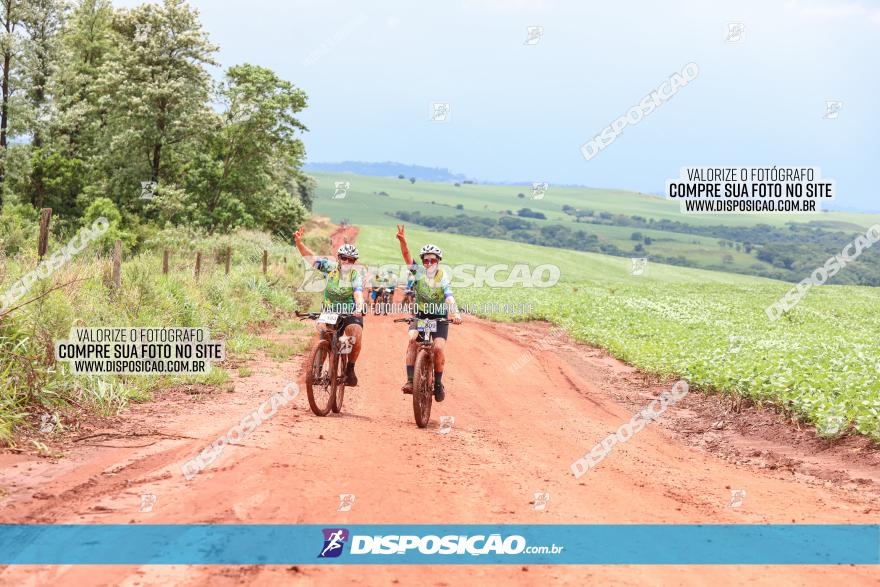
top-left (331, 353), bottom-right (347, 413)
top-left (413, 349), bottom-right (434, 428)
top-left (306, 340), bottom-right (333, 416)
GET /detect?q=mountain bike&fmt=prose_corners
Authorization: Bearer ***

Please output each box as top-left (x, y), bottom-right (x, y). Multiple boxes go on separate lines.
top-left (394, 316), bottom-right (455, 428)
top-left (298, 311), bottom-right (357, 415)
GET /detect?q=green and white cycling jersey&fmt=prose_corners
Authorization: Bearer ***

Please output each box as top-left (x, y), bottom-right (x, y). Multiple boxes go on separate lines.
top-left (408, 262), bottom-right (453, 315)
top-left (314, 258), bottom-right (363, 313)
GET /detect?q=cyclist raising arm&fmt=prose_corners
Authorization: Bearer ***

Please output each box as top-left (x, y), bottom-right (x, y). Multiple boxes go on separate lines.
top-left (294, 227), bottom-right (365, 386)
top-left (396, 224), bottom-right (462, 402)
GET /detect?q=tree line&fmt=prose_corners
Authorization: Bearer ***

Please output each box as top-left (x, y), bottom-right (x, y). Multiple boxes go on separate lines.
top-left (0, 0), bottom-right (313, 250)
top-left (561, 208), bottom-right (880, 285)
top-left (394, 209), bottom-right (880, 285)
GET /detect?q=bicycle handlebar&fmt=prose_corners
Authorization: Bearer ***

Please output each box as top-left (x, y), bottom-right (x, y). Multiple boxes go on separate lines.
top-left (296, 311), bottom-right (363, 320)
top-left (393, 316), bottom-right (457, 325)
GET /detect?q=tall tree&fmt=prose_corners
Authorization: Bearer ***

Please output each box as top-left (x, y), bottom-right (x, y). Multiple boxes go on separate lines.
top-left (20, 0), bottom-right (64, 148)
top-left (19, 0), bottom-right (66, 208)
top-left (30, 0), bottom-right (115, 220)
top-left (0, 0), bottom-right (312, 238)
top-left (53, 0), bottom-right (114, 152)
top-left (0, 0), bottom-right (25, 203)
top-left (95, 0), bottom-right (217, 210)
top-left (185, 63), bottom-right (308, 232)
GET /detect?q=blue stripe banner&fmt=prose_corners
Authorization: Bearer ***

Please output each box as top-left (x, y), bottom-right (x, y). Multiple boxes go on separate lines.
top-left (1, 524), bottom-right (878, 565)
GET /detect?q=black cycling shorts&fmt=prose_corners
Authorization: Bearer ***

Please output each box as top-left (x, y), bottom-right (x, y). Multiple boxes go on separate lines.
top-left (342, 315), bottom-right (364, 329)
top-left (408, 313), bottom-right (449, 341)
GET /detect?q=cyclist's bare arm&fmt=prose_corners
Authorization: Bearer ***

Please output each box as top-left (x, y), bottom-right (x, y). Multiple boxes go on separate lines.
top-left (396, 224), bottom-right (413, 266)
top-left (354, 290), bottom-right (366, 314)
top-left (294, 227), bottom-right (316, 258)
top-left (446, 295), bottom-right (463, 324)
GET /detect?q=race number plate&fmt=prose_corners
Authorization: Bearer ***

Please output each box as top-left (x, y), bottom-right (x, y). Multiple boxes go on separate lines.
top-left (417, 319), bottom-right (438, 333)
top-left (317, 312), bottom-right (339, 324)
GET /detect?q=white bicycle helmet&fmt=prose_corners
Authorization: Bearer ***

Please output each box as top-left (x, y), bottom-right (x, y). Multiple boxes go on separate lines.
top-left (419, 244), bottom-right (443, 260)
top-left (337, 244), bottom-right (359, 259)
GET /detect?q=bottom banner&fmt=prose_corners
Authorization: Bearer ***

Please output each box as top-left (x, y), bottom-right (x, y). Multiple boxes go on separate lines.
top-left (1, 524), bottom-right (878, 565)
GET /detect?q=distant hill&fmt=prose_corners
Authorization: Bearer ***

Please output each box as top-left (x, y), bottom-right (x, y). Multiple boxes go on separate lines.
top-left (309, 170), bottom-right (880, 286)
top-left (304, 161), bottom-right (471, 182)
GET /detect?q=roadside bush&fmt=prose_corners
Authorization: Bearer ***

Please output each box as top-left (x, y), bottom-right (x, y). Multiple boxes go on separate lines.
top-left (0, 226), bottom-right (320, 445)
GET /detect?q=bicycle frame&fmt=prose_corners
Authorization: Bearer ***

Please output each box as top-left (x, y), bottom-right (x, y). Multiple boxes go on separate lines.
top-left (298, 311), bottom-right (358, 415)
top-left (320, 317), bottom-right (351, 354)
top-left (394, 315), bottom-right (454, 428)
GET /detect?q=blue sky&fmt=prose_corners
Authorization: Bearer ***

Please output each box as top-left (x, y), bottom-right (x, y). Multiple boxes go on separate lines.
top-left (116, 0), bottom-right (880, 211)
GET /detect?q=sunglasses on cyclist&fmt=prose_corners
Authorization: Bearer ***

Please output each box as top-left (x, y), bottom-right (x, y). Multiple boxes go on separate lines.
top-left (422, 257), bottom-right (439, 265)
top-left (339, 256), bottom-right (356, 263)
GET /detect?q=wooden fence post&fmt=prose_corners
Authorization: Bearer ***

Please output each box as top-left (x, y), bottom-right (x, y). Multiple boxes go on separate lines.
top-left (225, 246), bottom-right (231, 275)
top-left (195, 252), bottom-right (202, 279)
top-left (162, 250), bottom-right (169, 275)
top-left (262, 250), bottom-right (268, 274)
top-left (38, 208), bottom-right (52, 259)
top-left (112, 240), bottom-right (122, 289)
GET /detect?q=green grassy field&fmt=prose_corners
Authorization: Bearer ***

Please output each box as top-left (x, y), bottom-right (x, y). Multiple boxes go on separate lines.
top-left (311, 171), bottom-right (880, 229)
top-left (311, 171), bottom-right (880, 277)
top-left (356, 225), bottom-right (771, 286)
top-left (352, 222), bottom-right (880, 442)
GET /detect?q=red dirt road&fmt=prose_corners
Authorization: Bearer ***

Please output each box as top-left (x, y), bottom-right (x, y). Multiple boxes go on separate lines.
top-left (329, 224), bottom-right (358, 251)
top-left (1, 312), bottom-right (878, 585)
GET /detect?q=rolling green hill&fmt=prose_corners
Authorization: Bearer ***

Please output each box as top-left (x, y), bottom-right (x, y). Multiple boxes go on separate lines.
top-left (355, 225), bottom-right (772, 286)
top-left (310, 171), bottom-right (880, 230)
top-left (310, 171), bottom-right (880, 283)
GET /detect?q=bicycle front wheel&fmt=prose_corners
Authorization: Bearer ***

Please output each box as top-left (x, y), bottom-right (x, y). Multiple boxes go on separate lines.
top-left (306, 340), bottom-right (333, 416)
top-left (413, 349), bottom-right (434, 428)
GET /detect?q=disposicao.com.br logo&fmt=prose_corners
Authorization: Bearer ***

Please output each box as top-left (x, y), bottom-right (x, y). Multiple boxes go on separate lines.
top-left (318, 528), bottom-right (564, 558)
top-left (318, 528), bottom-right (350, 558)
